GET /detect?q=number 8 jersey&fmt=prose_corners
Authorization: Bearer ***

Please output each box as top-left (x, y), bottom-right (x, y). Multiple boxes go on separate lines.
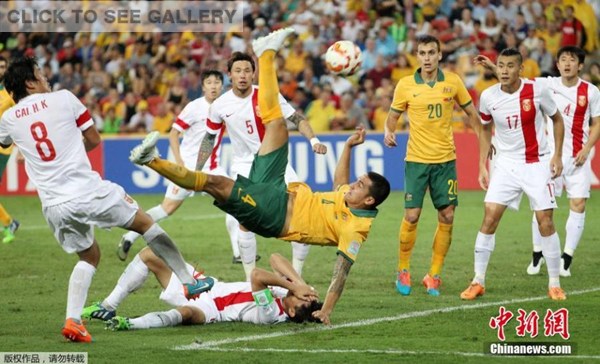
top-left (479, 79), bottom-right (558, 163)
top-left (0, 90), bottom-right (102, 207)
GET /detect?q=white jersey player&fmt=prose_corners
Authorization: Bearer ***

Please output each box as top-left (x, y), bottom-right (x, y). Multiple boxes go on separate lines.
top-left (525, 47), bottom-right (600, 277)
top-left (197, 52), bottom-right (327, 280)
top-left (117, 71), bottom-right (236, 261)
top-left (0, 58), bottom-right (212, 342)
top-left (82, 248), bottom-right (322, 330)
top-left (460, 48), bottom-right (567, 302)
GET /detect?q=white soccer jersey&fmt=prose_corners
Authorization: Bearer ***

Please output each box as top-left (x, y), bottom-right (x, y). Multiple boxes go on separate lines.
top-left (0, 90), bottom-right (102, 207)
top-left (537, 77), bottom-right (600, 158)
top-left (479, 79), bottom-right (557, 163)
top-left (173, 96), bottom-right (225, 171)
top-left (207, 86), bottom-right (295, 165)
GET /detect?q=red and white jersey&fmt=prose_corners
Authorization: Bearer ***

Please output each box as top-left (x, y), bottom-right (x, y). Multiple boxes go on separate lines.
top-left (537, 77), bottom-right (600, 158)
top-left (0, 90), bottom-right (102, 207)
top-left (207, 86), bottom-right (295, 165)
top-left (172, 96), bottom-right (224, 171)
top-left (479, 79), bottom-right (558, 163)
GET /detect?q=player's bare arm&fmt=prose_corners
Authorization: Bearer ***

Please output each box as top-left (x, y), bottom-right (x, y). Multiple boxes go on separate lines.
top-left (575, 116), bottom-right (600, 166)
top-left (82, 126), bottom-right (101, 152)
top-left (478, 123), bottom-right (493, 190)
top-left (289, 112), bottom-right (327, 154)
top-left (195, 133), bottom-right (216, 171)
top-left (463, 103), bottom-right (495, 159)
top-left (333, 126), bottom-right (366, 189)
top-left (269, 253), bottom-right (307, 285)
top-left (549, 111), bottom-right (565, 178)
top-left (168, 128), bottom-right (184, 165)
top-left (384, 109), bottom-right (402, 147)
top-left (473, 55), bottom-right (497, 74)
top-left (313, 254), bottom-right (352, 325)
top-left (250, 267), bottom-right (318, 302)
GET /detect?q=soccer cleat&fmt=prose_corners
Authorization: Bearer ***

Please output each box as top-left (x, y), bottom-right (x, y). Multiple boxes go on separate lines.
top-left (526, 252), bottom-right (545, 275)
top-left (460, 282), bottom-right (485, 300)
top-left (129, 131), bottom-right (160, 165)
top-left (232, 254), bottom-right (262, 264)
top-left (559, 255), bottom-right (572, 277)
top-left (251, 27), bottom-right (296, 57)
top-left (422, 274), bottom-right (442, 296)
top-left (117, 237), bottom-right (133, 261)
top-left (548, 287), bottom-right (567, 301)
top-left (106, 316), bottom-right (131, 331)
top-left (395, 270), bottom-right (412, 296)
top-left (81, 302), bottom-right (116, 321)
top-left (183, 276), bottom-right (215, 300)
top-left (62, 318), bottom-right (93, 343)
top-left (2, 219), bottom-right (20, 244)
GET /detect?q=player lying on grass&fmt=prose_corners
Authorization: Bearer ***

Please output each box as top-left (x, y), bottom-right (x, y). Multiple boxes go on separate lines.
top-left (83, 249), bottom-right (321, 329)
top-left (129, 28), bottom-right (391, 325)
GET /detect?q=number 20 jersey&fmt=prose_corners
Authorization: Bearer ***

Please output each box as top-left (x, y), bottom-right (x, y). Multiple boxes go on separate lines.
top-left (0, 90), bottom-right (101, 207)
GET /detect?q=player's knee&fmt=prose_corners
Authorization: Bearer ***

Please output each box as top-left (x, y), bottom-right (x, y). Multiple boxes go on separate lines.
top-left (179, 306), bottom-right (205, 325)
top-left (538, 217), bottom-right (555, 236)
top-left (438, 207), bottom-right (454, 224)
top-left (403, 213), bottom-right (420, 224)
top-left (569, 198), bottom-right (586, 213)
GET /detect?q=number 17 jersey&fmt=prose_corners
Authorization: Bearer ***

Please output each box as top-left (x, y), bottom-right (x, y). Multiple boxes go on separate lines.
top-left (0, 90), bottom-right (101, 207)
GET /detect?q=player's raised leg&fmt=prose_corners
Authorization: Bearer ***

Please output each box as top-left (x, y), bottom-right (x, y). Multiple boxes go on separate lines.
top-left (117, 203), bottom-right (171, 261)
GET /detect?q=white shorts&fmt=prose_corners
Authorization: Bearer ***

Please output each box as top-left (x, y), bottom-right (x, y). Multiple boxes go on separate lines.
top-left (485, 157), bottom-right (557, 211)
top-left (554, 157), bottom-right (591, 199)
top-left (43, 181), bottom-right (138, 254)
top-left (164, 165), bottom-right (229, 201)
top-left (231, 161), bottom-right (299, 182)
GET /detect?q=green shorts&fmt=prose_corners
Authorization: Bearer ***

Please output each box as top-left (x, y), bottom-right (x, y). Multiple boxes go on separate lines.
top-left (404, 160), bottom-right (458, 209)
top-left (0, 153), bottom-right (9, 180)
top-left (214, 144), bottom-right (289, 238)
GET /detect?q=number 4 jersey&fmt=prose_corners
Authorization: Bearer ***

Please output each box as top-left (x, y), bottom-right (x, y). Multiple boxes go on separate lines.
top-left (0, 90), bottom-right (102, 207)
top-left (479, 79), bottom-right (558, 163)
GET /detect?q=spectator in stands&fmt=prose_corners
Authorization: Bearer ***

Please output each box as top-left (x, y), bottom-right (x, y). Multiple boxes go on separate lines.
top-left (519, 44), bottom-right (541, 79)
top-left (57, 39), bottom-right (83, 69)
top-left (184, 70), bottom-right (203, 101)
top-left (101, 106), bottom-right (123, 134)
top-left (129, 100), bottom-right (154, 133)
top-left (530, 38), bottom-right (555, 77)
top-left (455, 8), bottom-right (476, 38)
top-left (152, 103), bottom-right (175, 134)
top-left (361, 38), bottom-right (378, 72)
top-left (251, 18), bottom-right (270, 40)
top-left (390, 53), bottom-right (413, 83)
top-left (57, 63), bottom-right (83, 96)
top-left (481, 9), bottom-right (502, 40)
top-left (86, 60), bottom-right (111, 99)
top-left (284, 40), bottom-right (308, 79)
top-left (472, 0), bottom-right (496, 23)
top-left (367, 55), bottom-right (392, 89)
top-left (538, 19), bottom-right (562, 56)
top-left (375, 28), bottom-right (397, 58)
top-left (306, 86), bottom-right (336, 132)
top-left (560, 5), bottom-right (584, 48)
top-left (370, 91), bottom-right (393, 131)
top-left (588, 62), bottom-right (600, 88)
top-left (496, 0), bottom-right (519, 27)
top-left (165, 73), bottom-right (186, 111)
top-left (331, 92), bottom-right (369, 131)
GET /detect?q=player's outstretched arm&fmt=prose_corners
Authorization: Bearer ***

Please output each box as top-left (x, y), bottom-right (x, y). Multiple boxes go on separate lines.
top-left (195, 133), bottom-right (216, 171)
top-left (269, 253), bottom-right (307, 285)
top-left (312, 254), bottom-right (352, 325)
top-left (82, 125), bottom-right (101, 152)
top-left (333, 126), bottom-right (366, 189)
top-left (250, 267), bottom-right (318, 302)
top-left (289, 112), bottom-right (327, 154)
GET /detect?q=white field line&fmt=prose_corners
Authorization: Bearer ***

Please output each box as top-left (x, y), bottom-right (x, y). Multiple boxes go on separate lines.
top-left (20, 213), bottom-right (225, 230)
top-left (174, 287), bottom-right (600, 351)
top-left (182, 347), bottom-right (600, 360)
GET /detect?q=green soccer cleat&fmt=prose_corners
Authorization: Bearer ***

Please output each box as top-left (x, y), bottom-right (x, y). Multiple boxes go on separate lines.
top-left (106, 316), bottom-right (131, 331)
top-left (82, 302), bottom-right (116, 321)
top-left (2, 219), bottom-right (20, 244)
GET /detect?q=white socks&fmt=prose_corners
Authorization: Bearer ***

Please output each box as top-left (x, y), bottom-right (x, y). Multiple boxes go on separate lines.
top-left (123, 205), bottom-right (169, 243)
top-left (531, 213), bottom-right (543, 253)
top-left (540, 232), bottom-right (561, 287)
top-left (564, 210), bottom-right (585, 256)
top-left (473, 231), bottom-right (495, 286)
top-left (239, 229), bottom-right (257, 281)
top-left (143, 223), bottom-right (194, 285)
top-left (66, 261), bottom-right (96, 321)
top-left (226, 214), bottom-right (241, 258)
top-left (292, 242), bottom-right (310, 276)
top-left (102, 254), bottom-right (149, 311)
top-left (129, 309), bottom-right (182, 329)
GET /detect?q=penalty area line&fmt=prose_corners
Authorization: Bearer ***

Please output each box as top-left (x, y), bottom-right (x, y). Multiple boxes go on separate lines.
top-left (174, 287), bottom-right (600, 351)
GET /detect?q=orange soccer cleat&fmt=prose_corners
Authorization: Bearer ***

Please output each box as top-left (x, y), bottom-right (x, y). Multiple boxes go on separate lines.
top-left (460, 282), bottom-right (485, 300)
top-left (62, 318), bottom-right (92, 343)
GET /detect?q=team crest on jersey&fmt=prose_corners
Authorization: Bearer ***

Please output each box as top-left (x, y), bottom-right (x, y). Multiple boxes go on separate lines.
top-left (405, 193), bottom-right (413, 202)
top-left (348, 241), bottom-right (360, 256)
top-left (521, 99), bottom-right (532, 112)
top-left (578, 95), bottom-right (587, 107)
top-left (443, 87), bottom-right (452, 94)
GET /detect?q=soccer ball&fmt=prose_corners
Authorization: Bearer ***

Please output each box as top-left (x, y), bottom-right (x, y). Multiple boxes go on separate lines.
top-left (325, 40), bottom-right (362, 76)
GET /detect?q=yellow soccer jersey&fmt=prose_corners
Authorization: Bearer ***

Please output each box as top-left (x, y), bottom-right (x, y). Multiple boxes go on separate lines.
top-left (0, 87), bottom-right (15, 156)
top-left (280, 184), bottom-right (377, 263)
top-left (391, 69), bottom-right (472, 163)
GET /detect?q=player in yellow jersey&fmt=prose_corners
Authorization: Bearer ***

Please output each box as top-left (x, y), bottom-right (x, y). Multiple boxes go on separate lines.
top-left (129, 28), bottom-right (391, 325)
top-left (384, 35), bottom-right (482, 296)
top-left (0, 56), bottom-right (20, 244)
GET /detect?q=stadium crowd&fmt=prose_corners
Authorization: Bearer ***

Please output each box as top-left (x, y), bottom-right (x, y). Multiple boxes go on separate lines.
top-left (0, 0), bottom-right (598, 134)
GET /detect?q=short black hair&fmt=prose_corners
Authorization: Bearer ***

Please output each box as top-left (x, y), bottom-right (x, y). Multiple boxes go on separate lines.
top-left (200, 69), bottom-right (224, 84)
top-left (416, 35), bottom-right (441, 52)
top-left (556, 46), bottom-right (585, 65)
top-left (367, 171), bottom-right (390, 209)
top-left (288, 300), bottom-right (324, 324)
top-left (498, 48), bottom-right (523, 65)
top-left (3, 56), bottom-right (39, 103)
top-left (0, 56), bottom-right (7, 65)
top-left (227, 52), bottom-right (255, 72)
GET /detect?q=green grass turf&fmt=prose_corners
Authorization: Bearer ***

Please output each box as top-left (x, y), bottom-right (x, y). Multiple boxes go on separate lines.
top-left (1, 191), bottom-right (598, 363)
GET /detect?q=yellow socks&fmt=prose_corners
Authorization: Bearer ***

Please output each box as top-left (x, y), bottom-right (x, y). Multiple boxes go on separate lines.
top-left (148, 159), bottom-right (207, 191)
top-left (398, 219), bottom-right (418, 271)
top-left (257, 50), bottom-right (283, 123)
top-left (429, 222), bottom-right (453, 277)
top-left (0, 204), bottom-right (12, 226)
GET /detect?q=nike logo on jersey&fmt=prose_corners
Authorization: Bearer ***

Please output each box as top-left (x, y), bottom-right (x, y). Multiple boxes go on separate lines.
top-left (413, 93), bottom-right (421, 97)
top-left (225, 113), bottom-right (234, 117)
